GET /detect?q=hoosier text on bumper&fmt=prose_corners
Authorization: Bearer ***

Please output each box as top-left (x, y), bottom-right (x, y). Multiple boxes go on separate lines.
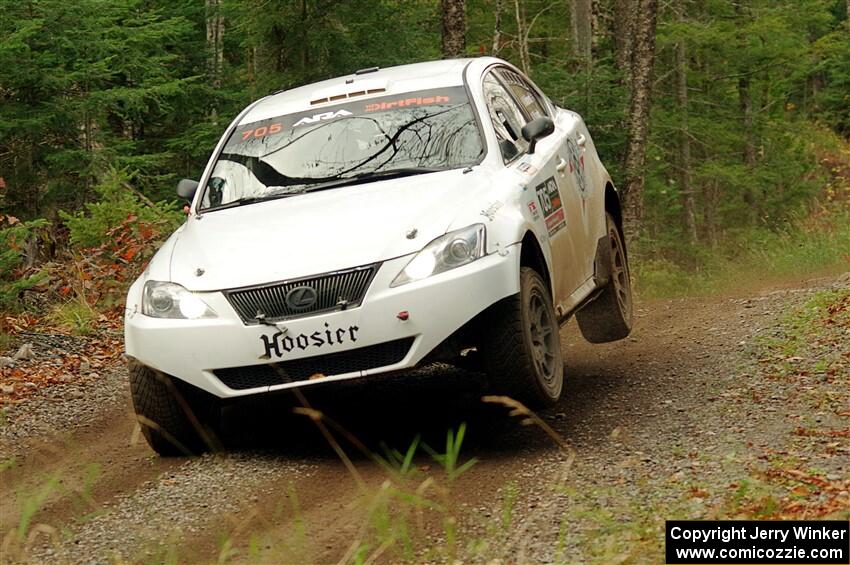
top-left (260, 323), bottom-right (360, 359)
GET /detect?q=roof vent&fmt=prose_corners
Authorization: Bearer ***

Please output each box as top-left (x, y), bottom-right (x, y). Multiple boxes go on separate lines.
top-left (309, 79), bottom-right (388, 106)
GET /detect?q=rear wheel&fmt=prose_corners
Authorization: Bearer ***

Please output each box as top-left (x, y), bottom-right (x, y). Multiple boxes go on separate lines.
top-left (576, 213), bottom-right (633, 343)
top-left (479, 267), bottom-right (564, 407)
top-left (129, 362), bottom-right (219, 456)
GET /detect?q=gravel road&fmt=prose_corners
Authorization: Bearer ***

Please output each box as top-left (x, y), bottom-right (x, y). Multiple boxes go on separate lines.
top-left (1, 274), bottom-right (847, 564)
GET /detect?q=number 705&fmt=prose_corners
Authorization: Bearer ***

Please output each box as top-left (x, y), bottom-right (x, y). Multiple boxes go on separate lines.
top-left (241, 123), bottom-right (282, 141)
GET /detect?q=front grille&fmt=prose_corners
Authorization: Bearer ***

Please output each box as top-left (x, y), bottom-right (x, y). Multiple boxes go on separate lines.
top-left (213, 337), bottom-right (414, 390)
top-left (225, 264), bottom-right (378, 324)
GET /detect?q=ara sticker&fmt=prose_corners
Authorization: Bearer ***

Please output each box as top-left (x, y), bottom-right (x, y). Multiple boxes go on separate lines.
top-left (527, 200), bottom-right (540, 219)
top-left (535, 177), bottom-right (566, 236)
top-left (517, 161), bottom-right (538, 176)
top-left (293, 109), bottom-right (354, 127)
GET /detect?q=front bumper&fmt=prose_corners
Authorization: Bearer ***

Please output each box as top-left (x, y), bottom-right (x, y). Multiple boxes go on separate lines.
top-left (124, 248), bottom-right (520, 398)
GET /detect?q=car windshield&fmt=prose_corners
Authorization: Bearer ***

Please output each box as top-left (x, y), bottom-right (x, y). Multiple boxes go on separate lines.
top-left (199, 86), bottom-right (484, 210)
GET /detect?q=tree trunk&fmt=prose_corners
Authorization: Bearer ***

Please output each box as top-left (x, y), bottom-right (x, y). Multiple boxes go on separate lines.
top-left (206, 0), bottom-right (225, 123)
top-left (739, 77), bottom-right (756, 170)
top-left (735, 2), bottom-right (758, 221)
top-left (300, 0), bottom-right (309, 69)
top-left (572, 0), bottom-right (593, 107)
top-left (613, 0), bottom-right (634, 83)
top-left (273, 25), bottom-right (286, 73)
top-left (702, 180), bottom-right (719, 247)
top-left (591, 0), bottom-right (603, 54)
top-left (738, 75), bottom-right (759, 222)
top-left (675, 8), bottom-right (697, 244)
top-left (441, 0), bottom-right (466, 58)
top-left (247, 46), bottom-right (257, 101)
top-left (620, 0), bottom-right (658, 246)
top-left (492, 0), bottom-right (503, 54)
top-left (571, 0), bottom-right (592, 63)
top-left (206, 0), bottom-right (224, 87)
top-left (514, 0), bottom-right (531, 74)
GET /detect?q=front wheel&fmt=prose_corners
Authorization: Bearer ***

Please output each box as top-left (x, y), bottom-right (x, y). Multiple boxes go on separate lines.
top-left (479, 267), bottom-right (564, 407)
top-left (129, 362), bottom-right (219, 456)
top-left (576, 213), bottom-right (633, 343)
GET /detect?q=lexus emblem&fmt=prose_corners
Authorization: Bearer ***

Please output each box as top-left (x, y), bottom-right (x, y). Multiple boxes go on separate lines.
top-left (285, 285), bottom-right (318, 310)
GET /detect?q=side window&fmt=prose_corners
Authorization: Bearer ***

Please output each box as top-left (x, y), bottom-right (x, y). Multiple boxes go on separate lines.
top-left (203, 159), bottom-right (266, 208)
top-left (496, 69), bottom-right (548, 120)
top-left (483, 72), bottom-right (529, 162)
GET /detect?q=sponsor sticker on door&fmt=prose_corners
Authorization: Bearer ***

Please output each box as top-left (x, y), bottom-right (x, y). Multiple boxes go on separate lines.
top-left (535, 177), bottom-right (566, 236)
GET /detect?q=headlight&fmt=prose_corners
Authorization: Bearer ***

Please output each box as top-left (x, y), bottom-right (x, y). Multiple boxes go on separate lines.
top-left (142, 281), bottom-right (217, 319)
top-left (391, 224), bottom-right (486, 287)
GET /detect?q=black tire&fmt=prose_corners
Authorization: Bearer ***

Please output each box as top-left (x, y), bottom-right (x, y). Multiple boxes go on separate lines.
top-left (479, 267), bottom-right (564, 407)
top-left (576, 213), bottom-right (633, 343)
top-left (129, 362), bottom-right (219, 456)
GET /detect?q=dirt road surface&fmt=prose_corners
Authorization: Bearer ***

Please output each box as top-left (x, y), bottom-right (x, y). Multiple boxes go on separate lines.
top-left (2, 274), bottom-right (848, 563)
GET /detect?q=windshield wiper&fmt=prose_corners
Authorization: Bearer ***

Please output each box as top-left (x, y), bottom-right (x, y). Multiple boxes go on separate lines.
top-left (200, 189), bottom-right (306, 212)
top-left (200, 167), bottom-right (445, 213)
top-left (298, 167), bottom-right (446, 194)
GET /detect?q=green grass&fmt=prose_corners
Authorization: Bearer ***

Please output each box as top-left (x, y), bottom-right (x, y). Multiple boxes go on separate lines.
top-left (755, 287), bottom-right (850, 360)
top-left (421, 422), bottom-right (477, 481)
top-left (47, 298), bottom-right (98, 336)
top-left (633, 205), bottom-right (850, 298)
top-left (1, 473), bottom-right (61, 563)
top-left (0, 330), bottom-right (12, 354)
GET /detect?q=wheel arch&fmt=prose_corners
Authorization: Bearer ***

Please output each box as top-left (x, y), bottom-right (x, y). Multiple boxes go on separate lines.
top-left (519, 231), bottom-right (553, 294)
top-left (604, 181), bottom-right (628, 259)
top-left (604, 182), bottom-right (623, 231)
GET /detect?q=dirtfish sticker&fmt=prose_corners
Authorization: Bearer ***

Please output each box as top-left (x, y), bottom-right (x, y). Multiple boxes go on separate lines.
top-left (365, 95), bottom-right (451, 112)
top-left (535, 177), bottom-right (566, 236)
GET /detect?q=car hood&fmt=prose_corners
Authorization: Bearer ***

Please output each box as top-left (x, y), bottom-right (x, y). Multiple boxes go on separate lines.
top-left (170, 169), bottom-right (484, 291)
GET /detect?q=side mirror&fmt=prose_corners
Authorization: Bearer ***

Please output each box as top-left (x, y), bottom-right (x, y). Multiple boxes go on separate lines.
top-left (177, 179), bottom-right (199, 201)
top-left (521, 117), bottom-right (555, 154)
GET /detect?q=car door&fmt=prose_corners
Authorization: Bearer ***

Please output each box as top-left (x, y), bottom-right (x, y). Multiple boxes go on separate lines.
top-left (481, 69), bottom-right (585, 304)
top-left (491, 68), bottom-right (592, 298)
top-left (552, 111), bottom-right (595, 283)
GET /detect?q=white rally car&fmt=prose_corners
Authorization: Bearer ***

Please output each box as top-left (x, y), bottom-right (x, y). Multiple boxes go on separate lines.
top-left (124, 57), bottom-right (633, 455)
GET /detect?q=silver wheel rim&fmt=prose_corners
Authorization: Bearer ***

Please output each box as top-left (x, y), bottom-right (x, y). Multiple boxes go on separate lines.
top-left (610, 228), bottom-right (632, 316)
top-left (528, 289), bottom-right (559, 396)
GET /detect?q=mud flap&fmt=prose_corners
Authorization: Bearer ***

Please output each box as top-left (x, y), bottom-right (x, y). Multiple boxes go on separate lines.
top-left (592, 234), bottom-right (612, 287)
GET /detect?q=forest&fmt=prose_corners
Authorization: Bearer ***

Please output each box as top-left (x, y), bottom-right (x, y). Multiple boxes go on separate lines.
top-left (1, 0), bottom-right (849, 322)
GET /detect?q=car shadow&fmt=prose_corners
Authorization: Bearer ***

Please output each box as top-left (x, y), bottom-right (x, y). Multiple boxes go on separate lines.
top-left (212, 346), bottom-right (647, 463)
top-left (216, 363), bottom-right (504, 458)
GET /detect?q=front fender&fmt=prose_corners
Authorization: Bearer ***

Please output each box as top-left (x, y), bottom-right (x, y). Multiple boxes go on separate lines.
top-left (447, 178), bottom-right (554, 296)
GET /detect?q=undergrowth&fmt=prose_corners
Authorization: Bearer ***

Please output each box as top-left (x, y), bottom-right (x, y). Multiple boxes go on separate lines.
top-left (47, 298), bottom-right (98, 336)
top-left (633, 203), bottom-right (850, 298)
